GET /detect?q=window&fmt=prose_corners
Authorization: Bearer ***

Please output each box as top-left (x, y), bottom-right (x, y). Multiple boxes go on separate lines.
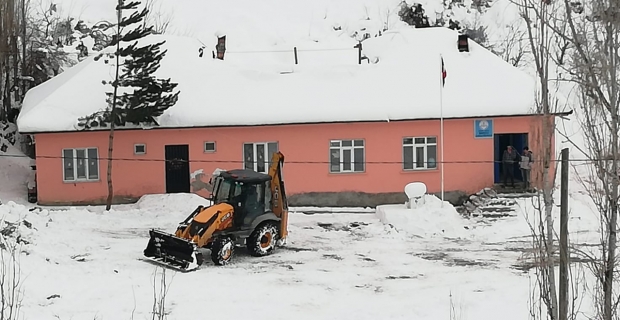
top-left (403, 137), bottom-right (437, 170)
top-left (243, 142), bottom-right (278, 173)
top-left (62, 148), bottom-right (99, 181)
top-left (330, 139), bottom-right (365, 173)
top-left (134, 144), bottom-right (146, 155)
top-left (204, 141), bottom-right (216, 153)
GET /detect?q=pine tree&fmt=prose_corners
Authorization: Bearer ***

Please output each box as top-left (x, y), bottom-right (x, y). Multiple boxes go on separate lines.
top-left (77, 0), bottom-right (180, 129)
top-left (77, 0), bottom-right (180, 210)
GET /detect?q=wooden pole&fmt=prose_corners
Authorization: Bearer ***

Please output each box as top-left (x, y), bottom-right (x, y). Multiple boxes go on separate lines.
top-left (294, 47), bottom-right (298, 65)
top-left (358, 42), bottom-right (362, 64)
top-left (354, 42), bottom-right (362, 64)
top-left (559, 147), bottom-right (569, 320)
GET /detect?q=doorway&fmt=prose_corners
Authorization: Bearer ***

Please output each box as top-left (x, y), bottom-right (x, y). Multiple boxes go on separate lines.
top-left (165, 144), bottom-right (190, 193)
top-left (494, 133), bottom-right (529, 183)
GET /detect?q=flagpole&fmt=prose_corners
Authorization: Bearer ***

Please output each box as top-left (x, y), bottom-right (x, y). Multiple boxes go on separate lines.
top-left (440, 53), bottom-right (445, 207)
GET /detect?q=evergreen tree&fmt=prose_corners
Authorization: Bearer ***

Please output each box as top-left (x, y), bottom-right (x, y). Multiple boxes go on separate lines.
top-left (397, 1), bottom-right (491, 49)
top-left (397, 2), bottom-right (430, 28)
top-left (76, 0), bottom-right (179, 210)
top-left (77, 0), bottom-right (180, 129)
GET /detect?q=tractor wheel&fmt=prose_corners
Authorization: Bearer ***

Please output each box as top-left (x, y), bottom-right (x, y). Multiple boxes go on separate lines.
top-left (211, 236), bottom-right (234, 266)
top-left (247, 222), bottom-right (279, 257)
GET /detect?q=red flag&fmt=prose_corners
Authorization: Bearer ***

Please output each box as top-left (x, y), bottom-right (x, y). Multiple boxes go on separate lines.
top-left (441, 57), bottom-right (447, 86)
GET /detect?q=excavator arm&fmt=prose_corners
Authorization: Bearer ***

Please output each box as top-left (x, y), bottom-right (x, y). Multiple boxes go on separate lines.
top-left (268, 151), bottom-right (288, 239)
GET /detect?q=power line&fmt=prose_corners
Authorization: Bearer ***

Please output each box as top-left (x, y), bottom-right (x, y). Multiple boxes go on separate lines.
top-left (223, 47), bottom-right (356, 54)
top-left (0, 152), bottom-right (610, 165)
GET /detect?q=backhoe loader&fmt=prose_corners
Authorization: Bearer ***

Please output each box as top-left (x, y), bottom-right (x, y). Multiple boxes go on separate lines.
top-left (143, 151), bottom-right (289, 271)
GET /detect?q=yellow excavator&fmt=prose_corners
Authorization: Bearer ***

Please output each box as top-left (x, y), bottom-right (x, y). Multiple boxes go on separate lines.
top-left (143, 151), bottom-right (288, 271)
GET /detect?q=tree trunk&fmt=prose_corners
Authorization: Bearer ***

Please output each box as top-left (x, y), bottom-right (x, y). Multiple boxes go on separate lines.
top-left (543, 120), bottom-right (559, 320)
top-left (12, 34), bottom-right (19, 103)
top-left (538, 8), bottom-right (559, 316)
top-left (0, 61), bottom-right (4, 121)
top-left (20, 0), bottom-right (27, 98)
top-left (542, 99), bottom-right (559, 320)
top-left (603, 18), bottom-right (618, 320)
top-left (105, 0), bottom-right (123, 211)
top-left (105, 121), bottom-right (115, 210)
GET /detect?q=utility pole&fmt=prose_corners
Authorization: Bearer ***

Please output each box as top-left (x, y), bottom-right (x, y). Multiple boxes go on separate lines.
top-left (559, 147), bottom-right (569, 320)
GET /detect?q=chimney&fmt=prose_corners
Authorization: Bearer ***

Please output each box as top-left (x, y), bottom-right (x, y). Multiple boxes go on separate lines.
top-left (215, 35), bottom-right (226, 60)
top-left (457, 34), bottom-right (469, 52)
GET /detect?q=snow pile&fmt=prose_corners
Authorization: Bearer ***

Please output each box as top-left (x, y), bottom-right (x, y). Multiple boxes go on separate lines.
top-left (375, 194), bottom-right (470, 238)
top-left (0, 126), bottom-right (32, 204)
top-left (135, 193), bottom-right (211, 215)
top-left (0, 201), bottom-right (50, 251)
top-left (292, 206), bottom-right (375, 214)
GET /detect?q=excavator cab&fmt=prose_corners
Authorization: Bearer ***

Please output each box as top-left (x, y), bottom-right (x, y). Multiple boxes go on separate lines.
top-left (143, 152), bottom-right (288, 271)
top-left (210, 170), bottom-right (272, 230)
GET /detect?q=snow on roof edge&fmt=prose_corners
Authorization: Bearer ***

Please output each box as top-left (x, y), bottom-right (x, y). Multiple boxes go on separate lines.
top-left (18, 110), bottom-right (573, 135)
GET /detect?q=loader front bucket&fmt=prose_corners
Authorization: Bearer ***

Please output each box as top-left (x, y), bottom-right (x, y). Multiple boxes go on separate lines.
top-left (143, 229), bottom-right (203, 272)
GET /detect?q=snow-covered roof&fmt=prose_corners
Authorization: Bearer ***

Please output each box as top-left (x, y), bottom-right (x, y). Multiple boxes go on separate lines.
top-left (17, 27), bottom-right (537, 133)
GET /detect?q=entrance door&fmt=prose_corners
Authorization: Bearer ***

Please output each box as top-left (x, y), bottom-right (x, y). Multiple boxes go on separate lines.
top-left (494, 133), bottom-right (529, 183)
top-left (165, 145), bottom-right (190, 193)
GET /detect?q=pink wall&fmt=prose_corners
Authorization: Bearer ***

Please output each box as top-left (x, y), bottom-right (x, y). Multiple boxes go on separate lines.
top-left (33, 116), bottom-right (546, 205)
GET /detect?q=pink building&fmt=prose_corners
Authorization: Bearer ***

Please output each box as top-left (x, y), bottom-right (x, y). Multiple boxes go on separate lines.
top-left (16, 28), bottom-right (568, 207)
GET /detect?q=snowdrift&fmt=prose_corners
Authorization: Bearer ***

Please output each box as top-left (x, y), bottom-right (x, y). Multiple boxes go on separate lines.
top-left (375, 194), bottom-right (469, 238)
top-left (0, 122), bottom-right (33, 204)
top-left (0, 201), bottom-right (51, 253)
top-left (135, 192), bottom-right (211, 214)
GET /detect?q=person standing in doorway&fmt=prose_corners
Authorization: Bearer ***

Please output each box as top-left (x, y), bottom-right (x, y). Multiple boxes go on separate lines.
top-left (502, 145), bottom-right (519, 187)
top-left (520, 146), bottom-right (533, 191)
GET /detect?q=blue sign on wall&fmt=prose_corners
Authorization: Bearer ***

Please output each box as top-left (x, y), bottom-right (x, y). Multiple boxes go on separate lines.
top-left (474, 119), bottom-right (493, 138)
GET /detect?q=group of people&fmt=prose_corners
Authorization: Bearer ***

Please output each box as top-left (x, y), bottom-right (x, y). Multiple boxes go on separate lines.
top-left (502, 145), bottom-right (534, 191)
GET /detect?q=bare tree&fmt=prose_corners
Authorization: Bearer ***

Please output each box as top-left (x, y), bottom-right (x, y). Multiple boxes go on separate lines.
top-left (142, 0), bottom-right (173, 34)
top-left (24, 1), bottom-right (75, 85)
top-left (0, 0), bottom-right (20, 122)
top-left (491, 19), bottom-right (531, 68)
top-left (0, 235), bottom-right (24, 320)
top-left (151, 266), bottom-right (174, 320)
top-left (509, 0), bottom-right (577, 318)
top-left (448, 291), bottom-right (464, 320)
top-left (553, 0), bottom-right (620, 319)
top-left (540, 0), bottom-right (620, 318)
top-left (518, 197), bottom-right (588, 320)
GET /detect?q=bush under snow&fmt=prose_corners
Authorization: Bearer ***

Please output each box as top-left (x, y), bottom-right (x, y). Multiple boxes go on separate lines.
top-left (0, 201), bottom-right (50, 253)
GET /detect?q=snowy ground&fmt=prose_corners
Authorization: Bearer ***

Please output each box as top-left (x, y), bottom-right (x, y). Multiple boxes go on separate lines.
top-left (0, 185), bottom-right (601, 320)
top-left (2, 193), bottom-right (535, 320)
top-left (0, 115), bottom-right (606, 320)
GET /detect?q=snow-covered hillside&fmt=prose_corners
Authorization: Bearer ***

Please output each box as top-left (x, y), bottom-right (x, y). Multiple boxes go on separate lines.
top-left (46, 0), bottom-right (524, 67)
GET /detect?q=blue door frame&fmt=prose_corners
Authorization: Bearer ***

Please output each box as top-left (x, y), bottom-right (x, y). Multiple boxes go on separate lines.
top-left (494, 133), bottom-right (529, 183)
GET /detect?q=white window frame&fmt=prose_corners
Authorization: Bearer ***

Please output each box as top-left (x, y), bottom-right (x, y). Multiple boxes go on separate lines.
top-left (243, 142), bottom-right (278, 173)
top-left (134, 143), bottom-right (146, 155)
top-left (329, 139), bottom-right (365, 173)
top-left (403, 136), bottom-right (437, 170)
top-left (204, 141), bottom-right (216, 153)
top-left (62, 147), bottom-right (100, 182)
